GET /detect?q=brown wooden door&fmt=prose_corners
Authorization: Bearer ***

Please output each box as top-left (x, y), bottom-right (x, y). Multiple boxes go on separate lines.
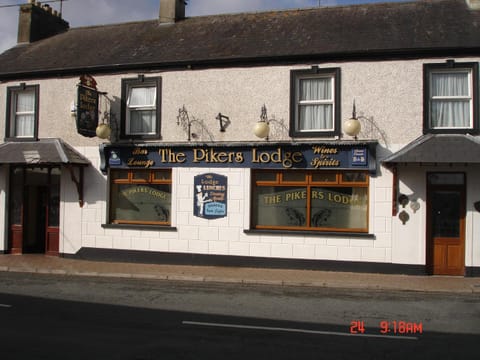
top-left (427, 183), bottom-right (465, 276)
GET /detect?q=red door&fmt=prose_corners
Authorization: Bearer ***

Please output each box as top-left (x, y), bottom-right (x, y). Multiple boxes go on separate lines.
top-left (8, 167), bottom-right (24, 254)
top-left (8, 167), bottom-right (60, 256)
top-left (45, 177), bottom-right (60, 256)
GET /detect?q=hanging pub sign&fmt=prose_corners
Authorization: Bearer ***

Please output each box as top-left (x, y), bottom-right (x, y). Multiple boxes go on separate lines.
top-left (76, 75), bottom-right (99, 138)
top-left (194, 173), bottom-right (228, 219)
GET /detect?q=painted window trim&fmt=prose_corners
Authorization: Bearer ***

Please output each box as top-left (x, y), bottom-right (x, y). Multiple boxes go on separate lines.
top-left (4, 84), bottom-right (40, 141)
top-left (289, 67), bottom-right (341, 138)
top-left (108, 169), bottom-right (172, 226)
top-left (423, 61), bottom-right (479, 135)
top-left (250, 169), bottom-right (369, 233)
top-left (120, 76), bottom-right (162, 140)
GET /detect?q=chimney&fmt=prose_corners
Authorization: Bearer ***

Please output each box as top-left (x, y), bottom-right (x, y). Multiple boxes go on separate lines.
top-left (18, 0), bottom-right (69, 44)
top-left (159, 0), bottom-right (186, 24)
top-left (466, 0), bottom-right (480, 9)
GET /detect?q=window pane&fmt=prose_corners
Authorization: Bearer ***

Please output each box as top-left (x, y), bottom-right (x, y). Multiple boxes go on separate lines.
top-left (111, 183), bottom-right (171, 223)
top-left (342, 172), bottom-right (367, 183)
top-left (431, 72), bottom-right (469, 97)
top-left (16, 91), bottom-right (35, 112)
top-left (15, 114), bottom-right (35, 137)
top-left (432, 191), bottom-right (461, 237)
top-left (299, 104), bottom-right (333, 130)
top-left (428, 173), bottom-right (464, 185)
top-left (154, 170), bottom-right (171, 181)
top-left (111, 170), bottom-right (129, 180)
top-left (254, 172), bottom-right (277, 182)
top-left (128, 87), bottom-right (156, 106)
top-left (311, 173), bottom-right (337, 183)
top-left (311, 187), bottom-right (368, 229)
top-left (132, 171), bottom-right (150, 181)
top-left (129, 110), bottom-right (155, 134)
top-left (300, 78), bottom-right (332, 101)
top-left (254, 186), bottom-right (307, 227)
top-left (282, 172), bottom-right (306, 183)
top-left (431, 100), bottom-right (470, 128)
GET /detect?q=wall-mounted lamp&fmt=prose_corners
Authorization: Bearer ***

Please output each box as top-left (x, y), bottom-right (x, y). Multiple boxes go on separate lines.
top-left (95, 93), bottom-right (112, 139)
top-left (253, 104), bottom-right (271, 139)
top-left (344, 100), bottom-right (362, 139)
top-left (216, 113), bottom-right (230, 132)
top-left (96, 122), bottom-right (111, 139)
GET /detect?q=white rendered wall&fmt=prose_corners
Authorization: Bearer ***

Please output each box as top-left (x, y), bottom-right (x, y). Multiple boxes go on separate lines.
top-left (391, 165), bottom-right (480, 267)
top-left (58, 147), bottom-right (397, 264)
top-left (0, 56), bottom-right (478, 267)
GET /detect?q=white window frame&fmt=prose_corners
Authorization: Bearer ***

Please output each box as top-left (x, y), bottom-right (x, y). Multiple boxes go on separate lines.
top-left (296, 74), bottom-right (335, 132)
top-left (428, 69), bottom-right (473, 130)
top-left (121, 76), bottom-right (162, 139)
top-left (126, 84), bottom-right (157, 135)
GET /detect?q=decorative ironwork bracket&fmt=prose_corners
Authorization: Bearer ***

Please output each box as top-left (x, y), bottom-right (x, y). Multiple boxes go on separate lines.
top-left (67, 165), bottom-right (84, 207)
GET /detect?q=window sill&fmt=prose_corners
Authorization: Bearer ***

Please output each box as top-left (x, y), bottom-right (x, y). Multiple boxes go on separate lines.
top-left (423, 128), bottom-right (480, 135)
top-left (244, 229), bottom-right (375, 239)
top-left (288, 130), bottom-right (340, 138)
top-left (102, 224), bottom-right (177, 231)
top-left (119, 134), bottom-right (162, 141)
top-left (4, 137), bottom-right (38, 142)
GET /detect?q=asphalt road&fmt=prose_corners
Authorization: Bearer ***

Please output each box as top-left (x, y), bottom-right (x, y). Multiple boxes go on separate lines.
top-left (0, 272), bottom-right (479, 359)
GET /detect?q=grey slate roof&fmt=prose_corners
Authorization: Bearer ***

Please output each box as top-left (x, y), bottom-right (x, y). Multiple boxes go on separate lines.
top-left (382, 134), bottom-right (480, 165)
top-left (0, 138), bottom-right (91, 165)
top-left (0, 0), bottom-right (479, 79)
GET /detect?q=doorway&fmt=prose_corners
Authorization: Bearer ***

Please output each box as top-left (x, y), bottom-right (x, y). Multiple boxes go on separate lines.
top-left (8, 167), bottom-right (60, 256)
top-left (426, 173), bottom-right (465, 276)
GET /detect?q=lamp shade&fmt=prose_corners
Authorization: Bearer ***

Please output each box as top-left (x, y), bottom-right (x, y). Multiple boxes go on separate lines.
top-left (253, 121), bottom-right (270, 139)
top-left (96, 123), bottom-right (111, 139)
top-left (344, 118), bottom-right (361, 137)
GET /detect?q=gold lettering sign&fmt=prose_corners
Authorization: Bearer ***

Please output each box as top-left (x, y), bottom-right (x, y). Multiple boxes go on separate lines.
top-left (108, 144), bottom-right (366, 170)
top-left (252, 148), bottom-right (303, 168)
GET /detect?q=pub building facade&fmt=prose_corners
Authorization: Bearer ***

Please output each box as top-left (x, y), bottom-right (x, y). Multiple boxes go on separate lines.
top-left (0, 0), bottom-right (479, 276)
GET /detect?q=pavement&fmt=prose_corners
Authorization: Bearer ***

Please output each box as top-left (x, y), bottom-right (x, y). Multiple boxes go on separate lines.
top-left (0, 254), bottom-right (480, 294)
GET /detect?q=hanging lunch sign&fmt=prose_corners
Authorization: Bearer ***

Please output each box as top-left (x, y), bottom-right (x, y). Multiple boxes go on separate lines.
top-left (76, 75), bottom-right (99, 138)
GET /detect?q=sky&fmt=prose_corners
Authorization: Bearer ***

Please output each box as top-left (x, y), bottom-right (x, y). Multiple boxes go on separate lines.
top-left (0, 0), bottom-right (414, 54)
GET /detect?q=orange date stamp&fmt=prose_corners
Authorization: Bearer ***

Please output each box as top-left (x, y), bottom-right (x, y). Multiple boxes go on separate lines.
top-left (350, 320), bottom-right (423, 335)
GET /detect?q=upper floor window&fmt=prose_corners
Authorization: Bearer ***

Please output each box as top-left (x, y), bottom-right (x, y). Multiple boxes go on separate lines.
top-left (5, 84), bottom-right (39, 140)
top-left (121, 76), bottom-right (162, 139)
top-left (424, 62), bottom-right (479, 134)
top-left (290, 67), bottom-right (341, 138)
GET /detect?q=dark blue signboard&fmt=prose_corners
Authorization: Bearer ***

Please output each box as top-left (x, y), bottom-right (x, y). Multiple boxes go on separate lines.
top-left (76, 84), bottom-right (99, 138)
top-left (100, 142), bottom-right (377, 174)
top-left (193, 173), bottom-right (227, 219)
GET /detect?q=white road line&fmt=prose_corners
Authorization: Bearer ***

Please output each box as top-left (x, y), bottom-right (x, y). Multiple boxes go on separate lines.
top-left (182, 321), bottom-right (419, 341)
top-left (0, 304), bottom-right (12, 308)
